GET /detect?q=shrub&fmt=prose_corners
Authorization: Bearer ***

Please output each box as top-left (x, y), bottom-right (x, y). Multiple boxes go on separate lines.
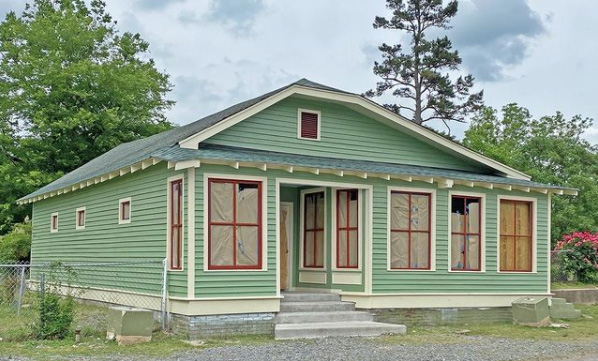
top-left (35, 263), bottom-right (77, 340)
top-left (553, 232), bottom-right (598, 283)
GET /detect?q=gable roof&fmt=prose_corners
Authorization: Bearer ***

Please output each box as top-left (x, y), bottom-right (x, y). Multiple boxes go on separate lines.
top-left (19, 78), bottom-right (551, 204)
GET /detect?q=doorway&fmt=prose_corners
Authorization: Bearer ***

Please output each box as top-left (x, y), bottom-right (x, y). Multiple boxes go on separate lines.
top-left (279, 202), bottom-right (293, 290)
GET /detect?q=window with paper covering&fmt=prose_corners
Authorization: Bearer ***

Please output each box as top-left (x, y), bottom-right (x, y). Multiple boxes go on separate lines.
top-left (499, 200), bottom-right (533, 272)
top-left (299, 110), bottom-right (320, 140)
top-left (208, 179), bottom-right (262, 270)
top-left (336, 189), bottom-right (359, 269)
top-left (389, 191), bottom-right (431, 270)
top-left (303, 191), bottom-right (325, 268)
top-left (450, 196), bottom-right (481, 271)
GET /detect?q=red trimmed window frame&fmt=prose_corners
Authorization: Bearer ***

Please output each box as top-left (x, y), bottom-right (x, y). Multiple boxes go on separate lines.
top-left (450, 195), bottom-right (482, 271)
top-left (303, 191), bottom-right (325, 268)
top-left (169, 179), bottom-right (183, 271)
top-left (336, 189), bottom-right (359, 269)
top-left (390, 191), bottom-right (432, 270)
top-left (207, 178), bottom-right (263, 270)
top-left (499, 199), bottom-right (533, 272)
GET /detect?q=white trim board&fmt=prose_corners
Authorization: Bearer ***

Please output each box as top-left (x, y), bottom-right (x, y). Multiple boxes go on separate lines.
top-left (178, 84), bottom-right (530, 180)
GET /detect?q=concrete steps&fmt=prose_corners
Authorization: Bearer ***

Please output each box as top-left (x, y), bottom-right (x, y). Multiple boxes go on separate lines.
top-left (550, 298), bottom-right (582, 319)
top-left (275, 292), bottom-right (406, 340)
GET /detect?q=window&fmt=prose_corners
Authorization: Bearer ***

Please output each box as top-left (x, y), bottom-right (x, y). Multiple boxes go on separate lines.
top-left (76, 207), bottom-right (86, 230)
top-left (389, 191), bottom-right (431, 270)
top-left (336, 189), bottom-right (359, 269)
top-left (208, 179), bottom-right (262, 270)
top-left (169, 179), bottom-right (183, 270)
top-left (298, 109), bottom-right (320, 140)
top-left (303, 191), bottom-right (325, 268)
top-left (50, 213), bottom-right (58, 233)
top-left (119, 198), bottom-right (131, 224)
top-left (499, 199), bottom-right (533, 272)
top-left (450, 196), bottom-right (481, 271)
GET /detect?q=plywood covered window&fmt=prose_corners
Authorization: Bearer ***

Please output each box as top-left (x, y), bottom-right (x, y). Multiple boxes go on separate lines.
top-left (50, 213), bottom-right (58, 233)
top-left (298, 110), bottom-right (320, 140)
top-left (76, 207), bottom-right (86, 230)
top-left (336, 189), bottom-right (359, 269)
top-left (170, 179), bottom-right (183, 270)
top-left (450, 196), bottom-right (481, 271)
top-left (389, 191), bottom-right (431, 270)
top-left (119, 198), bottom-right (131, 224)
top-left (303, 191), bottom-right (325, 268)
top-left (208, 179), bottom-right (262, 270)
top-left (500, 200), bottom-right (533, 272)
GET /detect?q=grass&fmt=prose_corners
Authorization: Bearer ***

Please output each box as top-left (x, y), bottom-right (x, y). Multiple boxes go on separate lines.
top-left (552, 282), bottom-right (598, 290)
top-left (1, 302), bottom-right (597, 360)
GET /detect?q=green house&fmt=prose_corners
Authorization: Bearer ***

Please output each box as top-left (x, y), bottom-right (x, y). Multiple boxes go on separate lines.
top-left (19, 79), bottom-right (576, 336)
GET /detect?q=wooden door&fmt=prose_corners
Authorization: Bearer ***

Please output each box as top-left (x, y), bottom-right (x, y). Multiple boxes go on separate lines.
top-left (280, 206), bottom-right (290, 290)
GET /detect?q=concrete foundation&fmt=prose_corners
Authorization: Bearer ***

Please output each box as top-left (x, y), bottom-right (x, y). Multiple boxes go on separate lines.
top-left (373, 307), bottom-right (513, 327)
top-left (552, 288), bottom-right (598, 304)
top-left (511, 297), bottom-right (550, 327)
top-left (106, 306), bottom-right (153, 345)
top-left (171, 313), bottom-right (276, 339)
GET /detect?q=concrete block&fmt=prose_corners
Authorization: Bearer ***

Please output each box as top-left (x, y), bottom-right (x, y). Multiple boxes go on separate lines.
top-left (107, 306), bottom-right (153, 345)
top-left (512, 297), bottom-right (550, 327)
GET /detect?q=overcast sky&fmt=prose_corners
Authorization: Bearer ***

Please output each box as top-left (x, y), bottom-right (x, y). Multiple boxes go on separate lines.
top-left (2, 0), bottom-right (597, 142)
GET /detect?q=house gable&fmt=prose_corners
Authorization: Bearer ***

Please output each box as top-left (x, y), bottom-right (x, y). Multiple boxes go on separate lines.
top-left (202, 96), bottom-right (488, 173)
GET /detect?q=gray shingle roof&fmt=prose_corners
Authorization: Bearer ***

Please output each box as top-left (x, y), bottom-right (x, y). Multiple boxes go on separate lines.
top-left (152, 145), bottom-right (575, 191)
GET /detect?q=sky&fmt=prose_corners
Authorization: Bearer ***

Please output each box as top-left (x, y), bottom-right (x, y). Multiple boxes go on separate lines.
top-left (2, 0), bottom-right (597, 142)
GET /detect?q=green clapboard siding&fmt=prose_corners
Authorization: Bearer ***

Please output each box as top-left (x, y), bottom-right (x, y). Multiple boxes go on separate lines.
top-left (203, 96), bottom-right (487, 173)
top-left (31, 164), bottom-right (188, 297)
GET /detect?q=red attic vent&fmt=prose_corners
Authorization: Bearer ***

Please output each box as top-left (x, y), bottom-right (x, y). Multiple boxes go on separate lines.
top-left (300, 111), bottom-right (319, 139)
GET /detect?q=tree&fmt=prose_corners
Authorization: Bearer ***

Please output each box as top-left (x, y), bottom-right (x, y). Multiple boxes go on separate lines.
top-left (0, 0), bottom-right (174, 233)
top-left (367, 0), bottom-right (483, 131)
top-left (464, 104), bottom-right (598, 243)
top-left (0, 220), bottom-right (31, 262)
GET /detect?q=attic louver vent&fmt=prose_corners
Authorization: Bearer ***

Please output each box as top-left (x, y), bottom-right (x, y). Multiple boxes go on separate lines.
top-left (300, 111), bottom-right (320, 140)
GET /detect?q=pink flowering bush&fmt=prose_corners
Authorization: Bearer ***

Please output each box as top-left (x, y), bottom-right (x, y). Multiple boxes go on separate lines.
top-left (553, 232), bottom-right (598, 283)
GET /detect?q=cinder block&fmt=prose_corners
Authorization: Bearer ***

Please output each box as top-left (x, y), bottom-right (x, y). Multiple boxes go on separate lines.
top-left (107, 306), bottom-right (153, 345)
top-left (512, 297), bottom-right (550, 327)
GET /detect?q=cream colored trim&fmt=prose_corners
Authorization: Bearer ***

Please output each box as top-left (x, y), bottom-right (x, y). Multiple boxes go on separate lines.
top-left (118, 197), bottom-right (132, 225)
top-left (202, 173), bottom-right (268, 272)
top-left (275, 180), bottom-right (281, 297)
top-left (299, 187), bottom-right (327, 271)
top-left (280, 202), bottom-right (294, 291)
top-left (547, 193), bottom-right (552, 293)
top-left (332, 272), bottom-right (362, 285)
top-left (187, 169), bottom-right (195, 297)
top-left (178, 84), bottom-right (529, 180)
top-left (169, 297), bottom-right (280, 316)
top-left (50, 212), bottom-right (58, 233)
top-left (386, 186), bottom-right (437, 271)
top-left (75, 207), bottom-right (86, 230)
top-left (496, 195), bottom-right (538, 274)
top-left (342, 293), bottom-right (551, 309)
top-left (331, 188), bottom-right (363, 271)
top-left (166, 174), bottom-right (185, 272)
top-left (297, 108), bottom-right (322, 141)
top-left (447, 190), bottom-right (486, 273)
top-left (299, 271), bottom-right (327, 284)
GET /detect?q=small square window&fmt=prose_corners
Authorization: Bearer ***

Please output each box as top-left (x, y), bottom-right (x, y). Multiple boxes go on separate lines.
top-left (50, 213), bottom-right (58, 233)
top-left (119, 198), bottom-right (131, 224)
top-left (76, 207), bottom-right (86, 230)
top-left (298, 109), bottom-right (321, 140)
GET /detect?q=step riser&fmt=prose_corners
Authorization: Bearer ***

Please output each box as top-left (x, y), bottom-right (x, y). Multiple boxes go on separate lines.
top-left (276, 312), bottom-right (373, 324)
top-left (279, 303), bottom-right (355, 313)
top-left (275, 325), bottom-right (407, 340)
top-left (282, 293), bottom-right (342, 302)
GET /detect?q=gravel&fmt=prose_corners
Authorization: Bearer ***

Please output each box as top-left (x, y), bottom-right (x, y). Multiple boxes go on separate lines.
top-left (2, 336), bottom-right (598, 361)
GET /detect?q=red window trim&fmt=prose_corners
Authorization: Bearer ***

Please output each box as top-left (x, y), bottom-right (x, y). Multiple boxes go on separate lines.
top-left (390, 191), bottom-right (432, 270)
top-left (299, 111), bottom-right (320, 140)
top-left (450, 195), bottom-right (482, 271)
top-left (207, 178), bottom-right (263, 270)
top-left (303, 191), bottom-right (325, 268)
top-left (500, 200), bottom-right (533, 272)
top-left (170, 179), bottom-right (183, 271)
top-left (336, 189), bottom-right (359, 269)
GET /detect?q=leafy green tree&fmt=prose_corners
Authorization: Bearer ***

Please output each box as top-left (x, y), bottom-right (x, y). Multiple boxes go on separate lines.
top-left (464, 104), bottom-right (598, 242)
top-left (367, 0), bottom-right (483, 130)
top-left (0, 220), bottom-right (31, 262)
top-left (0, 0), bottom-right (174, 233)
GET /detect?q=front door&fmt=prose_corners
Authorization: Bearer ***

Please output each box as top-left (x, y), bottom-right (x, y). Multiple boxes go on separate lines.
top-left (279, 203), bottom-right (292, 290)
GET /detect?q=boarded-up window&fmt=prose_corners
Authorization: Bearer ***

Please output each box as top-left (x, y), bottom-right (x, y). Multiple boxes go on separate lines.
top-left (337, 189), bottom-right (359, 268)
top-left (304, 191), bottom-right (325, 268)
top-left (76, 208), bottom-right (86, 230)
top-left (170, 179), bottom-right (183, 270)
top-left (450, 196), bottom-right (481, 271)
top-left (299, 111), bottom-right (320, 140)
top-left (50, 213), bottom-right (58, 232)
top-left (389, 191), bottom-right (431, 270)
top-left (208, 179), bottom-right (262, 270)
top-left (119, 198), bottom-right (131, 224)
top-left (500, 200), bottom-right (533, 272)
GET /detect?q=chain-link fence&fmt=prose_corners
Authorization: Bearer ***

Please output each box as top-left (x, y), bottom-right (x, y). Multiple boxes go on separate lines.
top-left (0, 259), bottom-right (168, 329)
